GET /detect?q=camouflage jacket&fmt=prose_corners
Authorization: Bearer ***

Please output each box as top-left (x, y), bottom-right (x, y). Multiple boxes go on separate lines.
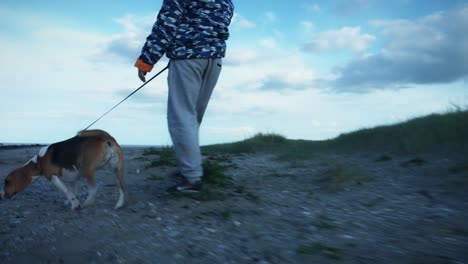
top-left (136, 0), bottom-right (234, 72)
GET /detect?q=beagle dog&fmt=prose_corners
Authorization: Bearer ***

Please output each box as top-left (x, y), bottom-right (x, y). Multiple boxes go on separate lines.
top-left (1, 130), bottom-right (126, 210)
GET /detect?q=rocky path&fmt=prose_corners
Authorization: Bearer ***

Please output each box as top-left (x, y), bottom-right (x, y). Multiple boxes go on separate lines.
top-left (0, 146), bottom-right (467, 263)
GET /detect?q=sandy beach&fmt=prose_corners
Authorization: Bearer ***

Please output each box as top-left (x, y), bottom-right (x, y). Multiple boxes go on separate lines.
top-left (0, 145), bottom-right (467, 263)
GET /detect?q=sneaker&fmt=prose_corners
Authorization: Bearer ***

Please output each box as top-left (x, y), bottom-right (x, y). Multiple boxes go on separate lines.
top-left (167, 170), bottom-right (185, 181)
top-left (166, 179), bottom-right (203, 193)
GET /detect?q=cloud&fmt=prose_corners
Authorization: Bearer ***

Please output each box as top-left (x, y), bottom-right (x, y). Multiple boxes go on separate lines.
top-left (203, 125), bottom-right (259, 140)
top-left (224, 48), bottom-right (263, 66)
top-left (231, 13), bottom-right (256, 30)
top-left (114, 89), bottom-right (166, 105)
top-left (259, 37), bottom-right (278, 49)
top-left (301, 21), bottom-right (315, 33)
top-left (305, 4), bottom-right (321, 13)
top-left (95, 12), bottom-right (257, 64)
top-left (332, 7), bottom-right (468, 91)
top-left (303, 27), bottom-right (375, 53)
top-left (259, 66), bottom-right (315, 91)
top-left (92, 14), bottom-right (157, 64)
top-left (222, 41), bottom-right (317, 92)
top-left (334, 0), bottom-right (373, 16)
top-left (264, 12), bottom-right (277, 23)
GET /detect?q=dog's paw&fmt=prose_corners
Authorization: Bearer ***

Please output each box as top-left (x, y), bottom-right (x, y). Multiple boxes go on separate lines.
top-left (70, 198), bottom-right (81, 210)
top-left (114, 202), bottom-right (125, 210)
top-left (83, 198), bottom-right (95, 207)
top-left (114, 190), bottom-right (126, 209)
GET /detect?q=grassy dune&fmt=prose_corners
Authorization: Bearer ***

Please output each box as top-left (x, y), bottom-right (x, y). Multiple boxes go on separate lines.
top-left (203, 109), bottom-right (468, 156)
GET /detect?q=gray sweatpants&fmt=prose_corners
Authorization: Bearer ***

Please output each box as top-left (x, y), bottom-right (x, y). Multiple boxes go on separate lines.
top-left (167, 58), bottom-right (222, 183)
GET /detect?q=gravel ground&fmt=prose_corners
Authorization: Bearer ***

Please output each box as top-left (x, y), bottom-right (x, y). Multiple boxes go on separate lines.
top-left (0, 145), bottom-right (467, 264)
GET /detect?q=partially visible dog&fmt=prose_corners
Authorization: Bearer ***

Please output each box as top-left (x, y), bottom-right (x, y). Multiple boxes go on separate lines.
top-left (1, 130), bottom-right (126, 210)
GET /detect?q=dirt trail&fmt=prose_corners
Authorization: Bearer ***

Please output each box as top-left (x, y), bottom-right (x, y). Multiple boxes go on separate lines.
top-left (0, 146), bottom-right (467, 263)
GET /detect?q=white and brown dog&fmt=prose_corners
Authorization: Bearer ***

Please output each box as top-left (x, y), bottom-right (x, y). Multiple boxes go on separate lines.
top-left (1, 130), bottom-right (126, 210)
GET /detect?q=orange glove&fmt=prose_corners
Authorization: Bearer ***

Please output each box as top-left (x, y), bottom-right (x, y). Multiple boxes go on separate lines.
top-left (135, 59), bottom-right (154, 82)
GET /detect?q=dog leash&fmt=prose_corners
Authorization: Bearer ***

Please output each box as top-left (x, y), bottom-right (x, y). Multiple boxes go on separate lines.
top-left (83, 64), bottom-right (169, 131)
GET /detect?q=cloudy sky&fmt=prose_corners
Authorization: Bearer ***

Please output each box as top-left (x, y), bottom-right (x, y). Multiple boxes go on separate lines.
top-left (1, 0), bottom-right (467, 146)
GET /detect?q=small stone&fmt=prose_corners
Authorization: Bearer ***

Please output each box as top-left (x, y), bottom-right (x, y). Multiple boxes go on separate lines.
top-left (168, 230), bottom-right (180, 237)
top-left (205, 227), bottom-right (216, 233)
top-left (302, 211), bottom-right (312, 217)
top-left (308, 225), bottom-right (318, 232)
top-left (436, 207), bottom-right (455, 217)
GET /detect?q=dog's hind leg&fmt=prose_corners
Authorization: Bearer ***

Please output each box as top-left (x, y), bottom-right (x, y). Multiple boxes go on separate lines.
top-left (113, 166), bottom-right (126, 209)
top-left (83, 170), bottom-right (97, 207)
top-left (110, 144), bottom-right (126, 209)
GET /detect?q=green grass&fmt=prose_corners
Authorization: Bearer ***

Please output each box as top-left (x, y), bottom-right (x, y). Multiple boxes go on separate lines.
top-left (142, 146), bottom-right (176, 156)
top-left (144, 146), bottom-right (177, 168)
top-left (203, 109), bottom-right (468, 156)
top-left (234, 185), bottom-right (245, 194)
top-left (205, 153), bottom-right (236, 164)
top-left (170, 160), bottom-right (233, 201)
top-left (361, 197), bottom-right (386, 207)
top-left (140, 146), bottom-right (235, 201)
top-left (202, 160), bottom-right (232, 187)
top-left (447, 160), bottom-right (468, 189)
top-left (375, 154), bottom-right (392, 162)
top-left (203, 133), bottom-right (321, 163)
top-left (203, 132), bottom-right (289, 155)
top-left (400, 157), bottom-right (428, 167)
top-left (220, 210), bottom-right (233, 220)
top-left (314, 215), bottom-right (338, 230)
top-left (297, 242), bottom-right (342, 260)
top-left (449, 160), bottom-right (468, 174)
top-left (245, 191), bottom-right (260, 202)
top-left (141, 145), bottom-right (237, 201)
top-left (147, 173), bottom-right (165, 181)
top-left (328, 108), bottom-right (468, 153)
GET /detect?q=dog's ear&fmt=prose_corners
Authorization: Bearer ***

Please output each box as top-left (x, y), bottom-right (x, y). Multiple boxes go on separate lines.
top-left (15, 171), bottom-right (32, 194)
